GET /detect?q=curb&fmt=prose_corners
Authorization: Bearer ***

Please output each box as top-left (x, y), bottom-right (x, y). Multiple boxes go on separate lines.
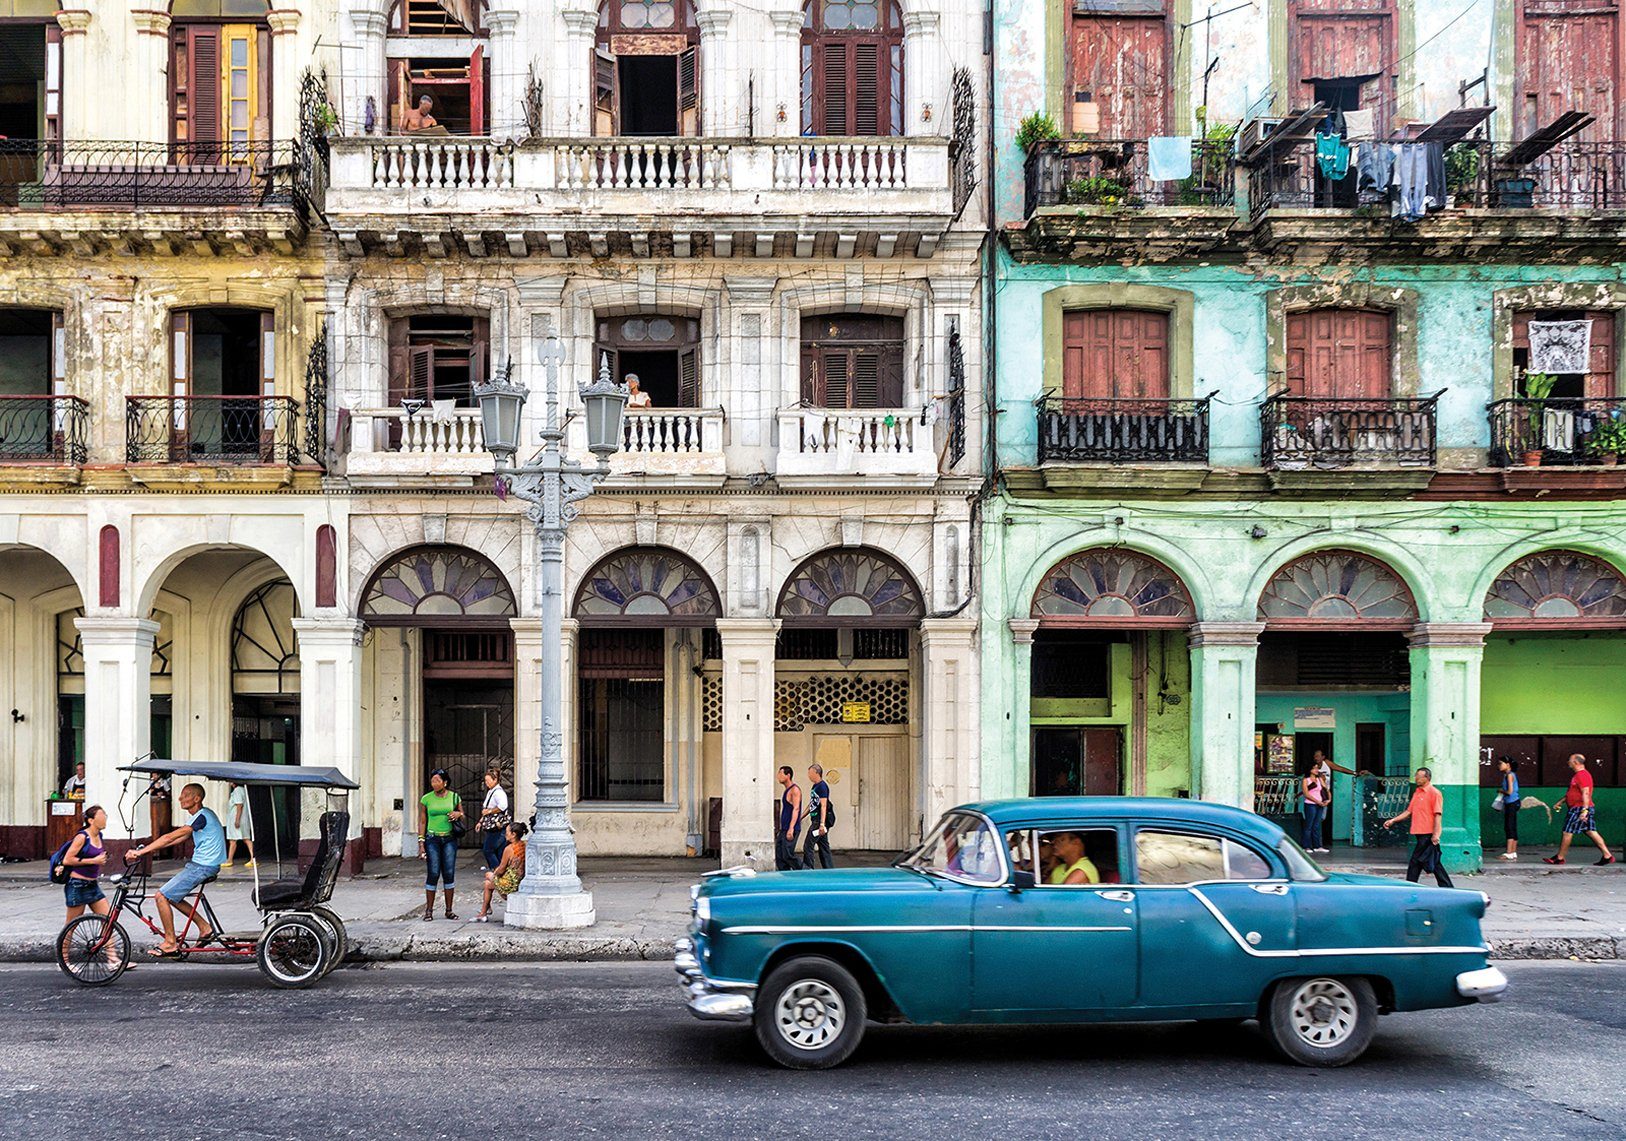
top-left (5, 935), bottom-right (1619, 965)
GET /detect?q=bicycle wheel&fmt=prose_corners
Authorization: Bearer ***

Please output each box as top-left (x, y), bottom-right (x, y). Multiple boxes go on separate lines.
top-left (309, 906), bottom-right (349, 975)
top-left (57, 915), bottom-right (131, 986)
top-left (256, 914), bottom-right (330, 989)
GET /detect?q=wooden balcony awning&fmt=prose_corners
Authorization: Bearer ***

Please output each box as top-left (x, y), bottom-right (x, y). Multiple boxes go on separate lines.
top-left (1500, 111), bottom-right (1596, 168)
top-left (1238, 103), bottom-right (1328, 166)
top-left (1414, 105), bottom-right (1495, 147)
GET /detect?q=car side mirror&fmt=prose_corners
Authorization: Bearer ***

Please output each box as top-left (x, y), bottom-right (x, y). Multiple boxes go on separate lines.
top-left (1009, 870), bottom-right (1036, 893)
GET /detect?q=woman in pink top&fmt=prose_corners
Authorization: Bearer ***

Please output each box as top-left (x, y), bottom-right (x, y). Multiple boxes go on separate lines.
top-left (1300, 764), bottom-right (1329, 854)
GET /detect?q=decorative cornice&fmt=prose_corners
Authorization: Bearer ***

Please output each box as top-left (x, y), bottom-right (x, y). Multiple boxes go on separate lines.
top-left (723, 276), bottom-right (777, 304)
top-left (1407, 622), bottom-right (1494, 648)
top-left (1187, 621), bottom-right (1267, 648)
top-left (130, 9), bottom-right (170, 36)
top-left (56, 8), bottom-right (92, 35)
top-left (484, 9), bottom-right (519, 35)
top-left (561, 8), bottom-right (599, 35)
top-left (516, 277), bottom-right (568, 306)
top-left (267, 9), bottom-right (302, 36)
top-left (1008, 617), bottom-right (1040, 645)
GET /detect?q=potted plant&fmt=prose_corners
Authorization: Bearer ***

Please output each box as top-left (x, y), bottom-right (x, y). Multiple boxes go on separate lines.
top-left (1586, 416), bottom-right (1626, 466)
top-left (1444, 142), bottom-right (1480, 207)
top-left (1520, 371), bottom-right (1558, 466)
top-left (1064, 174), bottom-right (1136, 207)
top-left (1015, 111), bottom-right (1061, 153)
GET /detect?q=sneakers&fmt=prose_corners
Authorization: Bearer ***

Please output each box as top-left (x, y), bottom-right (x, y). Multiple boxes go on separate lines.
top-left (1598, 855), bottom-right (1617, 867)
top-left (1499, 853), bottom-right (1518, 861)
top-left (1542, 856), bottom-right (1565, 865)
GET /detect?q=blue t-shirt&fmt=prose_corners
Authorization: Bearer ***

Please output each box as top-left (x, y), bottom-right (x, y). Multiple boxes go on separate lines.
top-left (808, 780), bottom-right (832, 827)
top-left (189, 807), bottom-right (227, 868)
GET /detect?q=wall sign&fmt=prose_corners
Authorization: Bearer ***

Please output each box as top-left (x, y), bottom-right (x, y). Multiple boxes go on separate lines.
top-left (840, 701), bottom-right (872, 724)
top-left (1266, 734), bottom-right (1296, 774)
top-left (1294, 706), bottom-right (1336, 730)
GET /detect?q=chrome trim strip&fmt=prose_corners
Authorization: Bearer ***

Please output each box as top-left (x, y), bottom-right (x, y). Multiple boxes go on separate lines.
top-left (720, 924), bottom-right (1130, 935)
top-left (1187, 889), bottom-right (1489, 959)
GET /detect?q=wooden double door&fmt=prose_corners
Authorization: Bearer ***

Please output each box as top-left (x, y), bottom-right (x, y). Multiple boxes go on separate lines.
top-left (1033, 727), bottom-right (1124, 797)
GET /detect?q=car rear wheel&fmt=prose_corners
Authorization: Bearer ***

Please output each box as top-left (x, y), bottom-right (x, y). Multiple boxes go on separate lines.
top-left (1263, 976), bottom-right (1377, 1067)
top-left (754, 956), bottom-right (868, 1070)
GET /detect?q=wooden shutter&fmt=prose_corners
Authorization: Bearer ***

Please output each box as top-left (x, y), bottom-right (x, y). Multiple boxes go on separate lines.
top-left (678, 346), bottom-right (699, 408)
top-left (258, 311), bottom-right (276, 458)
top-left (1517, 1), bottom-right (1619, 140)
top-left (594, 343), bottom-right (618, 391)
top-left (1069, 12), bottom-right (1170, 137)
top-left (189, 27), bottom-right (222, 153)
top-left (408, 347), bottom-right (433, 402)
top-left (390, 59), bottom-right (411, 131)
top-left (44, 24), bottom-right (62, 146)
top-left (469, 44), bottom-right (486, 136)
top-left (853, 42), bottom-right (881, 136)
top-left (1291, 1), bottom-right (1397, 133)
top-left (851, 350), bottom-right (881, 408)
top-left (471, 315), bottom-right (490, 390)
top-left (170, 311), bottom-right (192, 458)
top-left (820, 42), bottom-right (849, 135)
top-left (678, 46), bottom-right (699, 136)
top-left (1513, 311), bottom-right (1618, 398)
top-left (877, 344), bottom-right (904, 407)
top-left (1062, 309), bottom-right (1170, 399)
top-left (386, 318), bottom-right (409, 406)
top-left (594, 47), bottom-right (618, 136)
top-left (50, 311), bottom-right (66, 398)
top-left (825, 351), bottom-right (851, 408)
top-left (1286, 309), bottom-right (1392, 400)
top-left (800, 343), bottom-right (822, 406)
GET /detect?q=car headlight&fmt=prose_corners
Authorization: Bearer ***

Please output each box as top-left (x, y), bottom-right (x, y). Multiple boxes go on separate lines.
top-left (695, 896), bottom-right (711, 923)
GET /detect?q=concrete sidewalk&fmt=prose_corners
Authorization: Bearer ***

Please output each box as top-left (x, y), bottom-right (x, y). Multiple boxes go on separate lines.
top-left (2, 849), bottom-right (1623, 964)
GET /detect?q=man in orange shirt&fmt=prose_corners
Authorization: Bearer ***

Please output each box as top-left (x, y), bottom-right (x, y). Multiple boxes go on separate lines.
top-left (1383, 766), bottom-right (1454, 888)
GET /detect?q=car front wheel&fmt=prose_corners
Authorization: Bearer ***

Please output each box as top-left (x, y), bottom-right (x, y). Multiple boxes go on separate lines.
top-left (754, 956), bottom-right (868, 1070)
top-left (1263, 976), bottom-right (1377, 1067)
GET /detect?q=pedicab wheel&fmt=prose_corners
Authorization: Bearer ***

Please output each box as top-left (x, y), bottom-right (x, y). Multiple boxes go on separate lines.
top-left (256, 914), bottom-right (331, 989)
top-left (57, 915), bottom-right (131, 986)
top-left (308, 906), bottom-right (348, 976)
top-left (753, 956), bottom-right (868, 1070)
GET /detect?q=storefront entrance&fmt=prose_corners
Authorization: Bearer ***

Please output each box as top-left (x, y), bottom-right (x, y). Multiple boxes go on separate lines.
top-left (1032, 726), bottom-right (1123, 796)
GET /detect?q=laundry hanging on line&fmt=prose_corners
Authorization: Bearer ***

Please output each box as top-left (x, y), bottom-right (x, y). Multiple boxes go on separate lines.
top-left (1528, 320), bottom-right (1594, 375)
top-left (1146, 136), bottom-right (1193, 182)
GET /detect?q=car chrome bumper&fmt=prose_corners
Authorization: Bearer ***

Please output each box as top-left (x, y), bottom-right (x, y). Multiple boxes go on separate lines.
top-left (674, 937), bottom-right (754, 1023)
top-left (1456, 965), bottom-right (1509, 1003)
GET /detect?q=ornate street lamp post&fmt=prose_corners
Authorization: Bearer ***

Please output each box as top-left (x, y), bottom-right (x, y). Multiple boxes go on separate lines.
top-left (475, 337), bottom-right (626, 929)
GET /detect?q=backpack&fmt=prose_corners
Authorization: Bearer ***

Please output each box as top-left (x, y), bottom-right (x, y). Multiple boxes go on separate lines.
top-left (48, 830), bottom-right (86, 885)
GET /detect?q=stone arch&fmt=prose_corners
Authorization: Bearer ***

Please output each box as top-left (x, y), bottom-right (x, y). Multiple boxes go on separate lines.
top-left (1015, 530), bottom-right (1213, 626)
top-left (359, 543), bottom-right (518, 627)
top-left (572, 545), bottom-right (721, 626)
top-left (1031, 548), bottom-right (1196, 628)
top-left (1255, 547), bottom-right (1420, 630)
top-left (1482, 549), bottom-right (1626, 629)
top-left (135, 538), bottom-right (305, 619)
top-left (776, 545), bottom-right (924, 626)
top-left (0, 537), bottom-right (90, 613)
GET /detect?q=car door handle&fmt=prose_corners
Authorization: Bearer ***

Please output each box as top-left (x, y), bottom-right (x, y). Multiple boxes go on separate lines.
top-left (1096, 890), bottom-right (1134, 902)
top-left (1250, 883), bottom-right (1289, 896)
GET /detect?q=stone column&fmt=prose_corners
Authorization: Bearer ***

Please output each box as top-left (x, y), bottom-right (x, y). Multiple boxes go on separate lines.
top-left (292, 619), bottom-right (365, 850)
top-left (484, 9), bottom-right (522, 139)
top-left (919, 617), bottom-right (978, 827)
top-left (1188, 622), bottom-right (1265, 810)
top-left (77, 617), bottom-right (158, 840)
top-left (511, 617), bottom-right (543, 809)
top-left (900, 10), bottom-right (945, 138)
top-left (716, 617), bottom-right (778, 868)
top-left (129, 10), bottom-right (172, 145)
top-left (696, 8), bottom-right (734, 136)
top-left (266, 8), bottom-right (302, 144)
top-left (55, 10), bottom-right (93, 142)
top-left (1408, 623), bottom-right (1493, 874)
top-left (559, 7), bottom-right (600, 136)
top-left (767, 8), bottom-right (804, 137)
top-left (998, 618), bottom-right (1040, 801)
top-left (346, 7), bottom-right (389, 136)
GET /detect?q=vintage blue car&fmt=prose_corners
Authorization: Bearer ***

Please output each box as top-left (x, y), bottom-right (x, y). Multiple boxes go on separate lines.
top-left (675, 798), bottom-right (1506, 1069)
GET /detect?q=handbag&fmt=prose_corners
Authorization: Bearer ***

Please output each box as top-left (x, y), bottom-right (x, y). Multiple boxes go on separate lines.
top-left (449, 792), bottom-right (467, 841)
top-left (479, 788), bottom-right (513, 833)
top-left (1491, 793), bottom-right (1505, 812)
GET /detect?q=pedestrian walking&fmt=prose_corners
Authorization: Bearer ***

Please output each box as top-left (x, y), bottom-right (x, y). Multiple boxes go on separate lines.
top-left (222, 780), bottom-right (254, 868)
top-left (1300, 763), bottom-right (1329, 854)
top-left (1382, 767), bottom-right (1454, 888)
top-left (60, 804), bottom-right (110, 924)
top-left (802, 763), bottom-right (835, 869)
top-left (419, 768), bottom-right (465, 920)
top-left (774, 765), bottom-right (802, 871)
top-left (1495, 757), bottom-right (1521, 861)
top-left (1545, 754), bottom-right (1616, 867)
top-left (476, 768), bottom-right (512, 872)
top-left (475, 822), bottom-right (528, 922)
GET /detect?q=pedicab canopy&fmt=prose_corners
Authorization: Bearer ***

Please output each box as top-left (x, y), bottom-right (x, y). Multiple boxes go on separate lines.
top-left (119, 758), bottom-right (360, 790)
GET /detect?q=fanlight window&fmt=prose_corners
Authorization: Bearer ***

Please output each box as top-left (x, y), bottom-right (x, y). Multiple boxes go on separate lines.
top-left (1032, 550), bottom-right (1194, 626)
top-left (1258, 551), bottom-right (1417, 625)
top-left (778, 548), bottom-right (923, 624)
top-left (1484, 551), bottom-right (1626, 625)
top-left (362, 547), bottom-right (517, 624)
top-left (232, 580), bottom-right (300, 694)
top-left (573, 547), bottom-right (720, 626)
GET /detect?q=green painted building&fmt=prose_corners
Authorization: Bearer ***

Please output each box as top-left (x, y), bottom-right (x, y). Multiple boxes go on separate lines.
top-left (987, 0), bottom-right (1626, 871)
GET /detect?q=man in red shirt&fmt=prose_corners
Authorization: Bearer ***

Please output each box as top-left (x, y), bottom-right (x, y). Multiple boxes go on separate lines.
top-left (1544, 754), bottom-right (1615, 867)
top-left (1383, 767), bottom-right (1454, 888)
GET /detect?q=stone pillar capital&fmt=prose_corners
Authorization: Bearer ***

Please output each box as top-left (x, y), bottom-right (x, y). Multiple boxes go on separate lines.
top-left (130, 9), bottom-right (170, 36)
top-left (561, 7), bottom-right (599, 35)
top-left (919, 616), bottom-right (979, 646)
top-left (1407, 622), bottom-right (1494, 648)
top-left (1188, 621), bottom-right (1266, 648)
top-left (484, 8), bottom-right (520, 35)
top-left (901, 10), bottom-right (941, 35)
top-left (716, 617), bottom-right (781, 649)
top-left (266, 8), bottom-right (301, 35)
top-left (697, 8), bottom-right (733, 36)
top-left (56, 8), bottom-right (92, 35)
top-left (769, 8), bottom-right (804, 35)
top-left (290, 618), bottom-right (365, 648)
top-left (350, 9), bottom-right (389, 37)
top-left (75, 616), bottom-right (160, 645)
top-left (1007, 618), bottom-right (1041, 645)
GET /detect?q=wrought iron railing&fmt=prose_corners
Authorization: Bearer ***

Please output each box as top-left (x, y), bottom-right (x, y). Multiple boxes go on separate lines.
top-left (1253, 776), bottom-right (1299, 818)
top-left (126, 396), bottom-right (299, 465)
top-left (0, 140), bottom-right (311, 210)
top-left (1489, 397), bottom-right (1626, 466)
top-left (1024, 138), bottom-right (1235, 215)
top-left (1247, 145), bottom-right (1390, 216)
top-left (0, 395), bottom-right (89, 463)
top-left (1260, 394), bottom-right (1439, 469)
top-left (1037, 395), bottom-right (1212, 464)
top-left (945, 324), bottom-right (967, 467)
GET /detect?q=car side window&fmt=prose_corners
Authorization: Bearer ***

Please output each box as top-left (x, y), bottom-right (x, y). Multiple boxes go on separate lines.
top-left (1036, 827), bottom-right (1121, 887)
top-left (907, 812), bottom-right (1003, 884)
top-left (1005, 830), bottom-right (1036, 879)
top-left (1135, 830), bottom-right (1276, 885)
top-left (1224, 840), bottom-right (1273, 881)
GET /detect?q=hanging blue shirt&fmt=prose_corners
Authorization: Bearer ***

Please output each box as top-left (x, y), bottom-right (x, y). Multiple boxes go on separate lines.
top-left (1315, 132), bottom-right (1351, 181)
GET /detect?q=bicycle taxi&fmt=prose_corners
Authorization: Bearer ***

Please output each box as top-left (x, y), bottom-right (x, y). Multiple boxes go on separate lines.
top-left (56, 758), bottom-right (358, 989)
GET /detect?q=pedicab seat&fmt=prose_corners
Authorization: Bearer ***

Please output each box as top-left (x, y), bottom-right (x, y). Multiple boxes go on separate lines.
top-left (252, 810), bottom-right (349, 911)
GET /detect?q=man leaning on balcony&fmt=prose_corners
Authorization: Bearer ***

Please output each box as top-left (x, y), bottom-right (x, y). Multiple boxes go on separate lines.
top-left (401, 96), bottom-right (443, 134)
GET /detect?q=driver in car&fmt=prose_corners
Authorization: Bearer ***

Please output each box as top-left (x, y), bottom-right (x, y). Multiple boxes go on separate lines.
top-left (125, 782), bottom-right (225, 954)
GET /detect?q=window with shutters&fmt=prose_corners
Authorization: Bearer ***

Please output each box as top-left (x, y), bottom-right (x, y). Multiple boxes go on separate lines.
top-left (1512, 310), bottom-right (1618, 400)
top-left (801, 0), bottom-right (904, 137)
top-left (594, 0), bottom-right (700, 137)
top-left (578, 629), bottom-right (666, 803)
top-left (0, 308), bottom-right (58, 398)
top-left (387, 314), bottom-right (489, 410)
top-left (169, 7), bottom-right (271, 158)
top-left (1066, 2), bottom-right (1170, 138)
top-left (593, 314), bottom-right (702, 408)
top-left (1516, 0), bottom-right (1618, 140)
top-left (1284, 308), bottom-right (1393, 400)
top-left (800, 314), bottom-right (906, 410)
top-left (1061, 309), bottom-right (1171, 400)
top-left (386, 2), bottom-right (489, 135)
top-left (1288, 0), bottom-right (1398, 136)
top-left (0, 16), bottom-right (60, 150)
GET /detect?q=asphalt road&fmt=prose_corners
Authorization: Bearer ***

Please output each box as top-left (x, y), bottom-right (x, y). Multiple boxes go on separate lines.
top-left (0, 961), bottom-right (1620, 1140)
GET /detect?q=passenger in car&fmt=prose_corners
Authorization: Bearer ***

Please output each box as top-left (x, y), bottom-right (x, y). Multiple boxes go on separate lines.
top-left (1046, 831), bottom-right (1101, 886)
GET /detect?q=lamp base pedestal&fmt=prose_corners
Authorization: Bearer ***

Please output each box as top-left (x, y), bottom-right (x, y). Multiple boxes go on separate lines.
top-left (503, 889), bottom-right (596, 930)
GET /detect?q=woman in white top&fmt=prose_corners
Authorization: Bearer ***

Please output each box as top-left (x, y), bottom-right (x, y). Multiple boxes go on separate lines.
top-left (477, 768), bottom-right (512, 871)
top-left (223, 781), bottom-right (254, 868)
top-left (1308, 748), bottom-right (1367, 854)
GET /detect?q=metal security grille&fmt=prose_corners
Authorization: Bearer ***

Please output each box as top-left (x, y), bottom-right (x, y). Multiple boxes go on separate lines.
top-left (701, 674), bottom-right (722, 732)
top-left (775, 675), bottom-right (908, 732)
top-left (578, 677), bottom-right (664, 801)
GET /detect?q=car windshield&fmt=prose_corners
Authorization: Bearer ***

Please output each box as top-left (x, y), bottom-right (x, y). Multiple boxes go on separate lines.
top-left (1278, 837), bottom-right (1327, 882)
top-left (902, 812), bottom-right (1004, 884)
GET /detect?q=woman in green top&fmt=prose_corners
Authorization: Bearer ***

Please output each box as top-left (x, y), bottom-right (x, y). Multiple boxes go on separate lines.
top-left (419, 769), bottom-right (465, 921)
top-left (1046, 831), bottom-right (1101, 886)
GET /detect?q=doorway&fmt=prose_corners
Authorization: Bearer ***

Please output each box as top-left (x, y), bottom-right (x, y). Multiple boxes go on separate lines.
top-left (424, 680), bottom-right (514, 849)
top-left (619, 55), bottom-right (677, 135)
top-left (1032, 726), bottom-right (1123, 796)
top-left (810, 733), bottom-right (911, 852)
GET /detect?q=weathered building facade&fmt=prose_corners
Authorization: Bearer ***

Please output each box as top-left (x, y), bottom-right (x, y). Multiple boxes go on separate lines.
top-left (990, 0), bottom-right (1626, 871)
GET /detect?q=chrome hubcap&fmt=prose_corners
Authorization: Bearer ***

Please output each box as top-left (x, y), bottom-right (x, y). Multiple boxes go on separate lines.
top-left (774, 979), bottom-right (844, 1051)
top-left (1288, 979), bottom-right (1358, 1048)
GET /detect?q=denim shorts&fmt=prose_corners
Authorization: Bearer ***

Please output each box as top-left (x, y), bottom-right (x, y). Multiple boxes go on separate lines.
top-left (64, 877), bottom-right (105, 908)
top-left (159, 861), bottom-right (219, 902)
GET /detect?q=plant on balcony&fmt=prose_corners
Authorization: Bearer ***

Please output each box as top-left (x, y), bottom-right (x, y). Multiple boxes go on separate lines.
top-left (1064, 174), bottom-right (1137, 207)
top-left (1178, 121), bottom-right (1238, 205)
top-left (1519, 371), bottom-right (1559, 466)
top-left (1444, 142), bottom-right (1480, 206)
top-left (1586, 416), bottom-right (1626, 466)
top-left (1015, 111), bottom-right (1061, 153)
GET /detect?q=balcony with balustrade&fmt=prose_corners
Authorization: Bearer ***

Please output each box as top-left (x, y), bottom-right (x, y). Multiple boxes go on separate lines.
top-left (124, 395), bottom-right (302, 487)
top-left (1259, 393), bottom-right (1439, 490)
top-left (775, 406), bottom-right (939, 489)
top-left (1029, 394), bottom-right (1212, 493)
top-left (324, 135), bottom-right (958, 257)
top-left (0, 395), bottom-right (90, 484)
